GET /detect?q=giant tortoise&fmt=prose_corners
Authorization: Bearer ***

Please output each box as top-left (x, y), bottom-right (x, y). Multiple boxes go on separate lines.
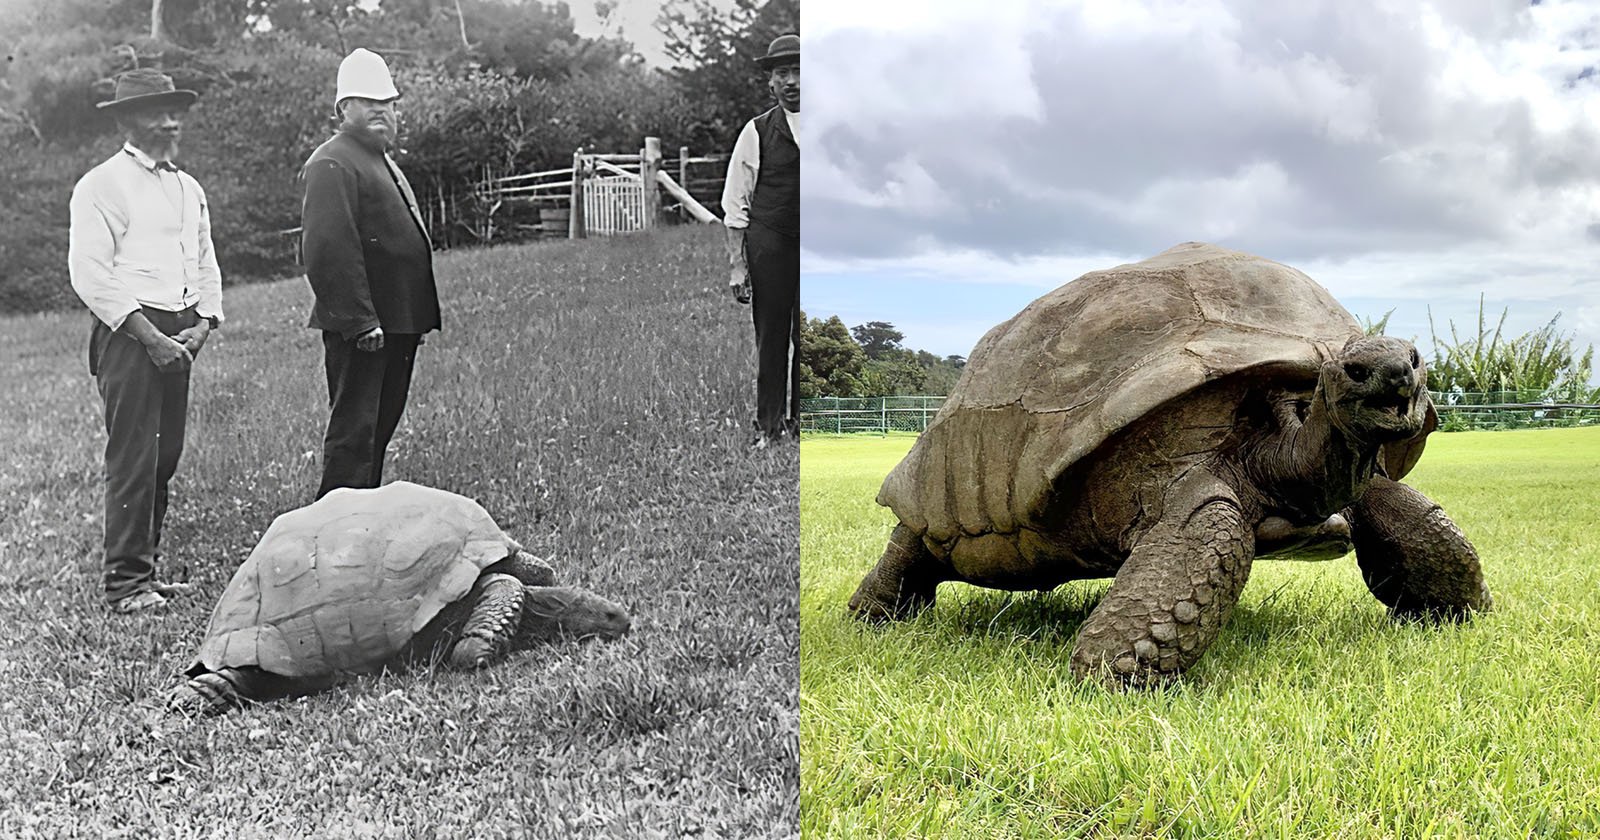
top-left (169, 482), bottom-right (631, 713)
top-left (847, 243), bottom-right (1490, 687)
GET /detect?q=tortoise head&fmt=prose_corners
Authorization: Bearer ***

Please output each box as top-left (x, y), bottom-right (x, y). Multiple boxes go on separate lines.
top-left (518, 586), bottom-right (632, 642)
top-left (1320, 335), bottom-right (1430, 444)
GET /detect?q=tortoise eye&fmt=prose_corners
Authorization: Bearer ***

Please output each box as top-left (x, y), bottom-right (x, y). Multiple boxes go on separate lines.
top-left (1410, 348), bottom-right (1421, 368)
top-left (1343, 362), bottom-right (1370, 383)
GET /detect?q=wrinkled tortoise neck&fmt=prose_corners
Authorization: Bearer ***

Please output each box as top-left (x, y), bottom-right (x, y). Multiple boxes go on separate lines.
top-left (1253, 380), bottom-right (1381, 520)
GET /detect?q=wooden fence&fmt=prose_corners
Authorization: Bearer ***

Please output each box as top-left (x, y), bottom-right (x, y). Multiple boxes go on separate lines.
top-left (281, 137), bottom-right (729, 256)
top-left (473, 136), bottom-right (729, 240)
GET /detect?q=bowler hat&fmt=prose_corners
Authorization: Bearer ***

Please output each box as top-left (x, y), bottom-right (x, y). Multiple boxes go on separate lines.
top-left (756, 34), bottom-right (799, 69)
top-left (96, 68), bottom-right (198, 111)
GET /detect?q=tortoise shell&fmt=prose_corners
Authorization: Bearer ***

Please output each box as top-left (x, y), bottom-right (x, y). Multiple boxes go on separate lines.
top-left (195, 482), bottom-right (521, 677)
top-left (878, 242), bottom-right (1392, 547)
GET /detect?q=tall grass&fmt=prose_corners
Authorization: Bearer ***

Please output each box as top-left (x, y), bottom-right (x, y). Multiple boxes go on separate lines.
top-left (0, 224), bottom-right (797, 837)
top-left (801, 430), bottom-right (1600, 837)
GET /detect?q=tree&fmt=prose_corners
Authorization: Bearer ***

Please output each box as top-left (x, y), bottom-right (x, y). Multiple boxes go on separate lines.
top-left (862, 357), bottom-right (926, 396)
top-left (656, 0), bottom-right (798, 151)
top-left (851, 321), bottom-right (905, 360)
top-left (798, 312), bottom-right (868, 398)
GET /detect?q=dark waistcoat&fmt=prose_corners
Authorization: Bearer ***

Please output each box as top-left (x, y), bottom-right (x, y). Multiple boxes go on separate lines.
top-left (749, 106), bottom-right (798, 239)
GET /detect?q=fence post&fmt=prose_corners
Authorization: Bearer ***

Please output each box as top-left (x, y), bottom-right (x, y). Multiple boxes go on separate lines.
top-left (679, 145), bottom-right (690, 223)
top-left (881, 397), bottom-right (887, 435)
top-left (569, 148), bottom-right (586, 240)
top-left (641, 137), bottom-right (662, 230)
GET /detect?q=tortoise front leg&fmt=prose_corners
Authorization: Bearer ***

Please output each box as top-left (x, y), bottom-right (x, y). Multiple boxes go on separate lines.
top-left (485, 550), bottom-right (556, 587)
top-left (847, 523), bottom-right (949, 622)
top-left (448, 572), bottom-right (526, 669)
top-left (1070, 473), bottom-right (1255, 688)
top-left (1345, 475), bottom-right (1491, 621)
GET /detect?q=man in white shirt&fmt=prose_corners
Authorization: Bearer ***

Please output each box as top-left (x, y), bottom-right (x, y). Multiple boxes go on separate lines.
top-left (722, 34), bottom-right (800, 447)
top-left (68, 69), bottom-right (224, 613)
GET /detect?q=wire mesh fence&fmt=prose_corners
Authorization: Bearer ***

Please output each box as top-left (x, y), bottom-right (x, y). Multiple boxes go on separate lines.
top-left (798, 396), bottom-right (946, 434)
top-left (1432, 390), bottom-right (1600, 431)
top-left (800, 392), bottom-right (1600, 435)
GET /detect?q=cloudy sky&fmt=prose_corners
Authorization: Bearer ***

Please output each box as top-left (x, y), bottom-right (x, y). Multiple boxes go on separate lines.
top-left (802, 0), bottom-right (1600, 377)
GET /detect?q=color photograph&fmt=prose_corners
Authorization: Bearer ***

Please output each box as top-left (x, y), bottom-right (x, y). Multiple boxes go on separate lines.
top-left (801, 1), bottom-right (1600, 836)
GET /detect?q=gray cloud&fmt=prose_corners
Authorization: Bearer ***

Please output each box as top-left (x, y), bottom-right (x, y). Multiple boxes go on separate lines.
top-left (804, 0), bottom-right (1600, 265)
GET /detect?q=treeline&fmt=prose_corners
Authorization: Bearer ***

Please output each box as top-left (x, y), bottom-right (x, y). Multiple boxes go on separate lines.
top-left (0, 0), bottom-right (797, 313)
top-left (798, 315), bottom-right (968, 398)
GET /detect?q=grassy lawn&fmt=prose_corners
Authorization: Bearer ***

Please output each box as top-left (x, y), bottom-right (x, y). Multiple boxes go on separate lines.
top-left (801, 428), bottom-right (1600, 838)
top-left (0, 224), bottom-right (797, 837)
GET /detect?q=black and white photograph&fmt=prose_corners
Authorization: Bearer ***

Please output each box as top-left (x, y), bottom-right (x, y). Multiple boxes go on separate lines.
top-left (1, 0), bottom-right (799, 835)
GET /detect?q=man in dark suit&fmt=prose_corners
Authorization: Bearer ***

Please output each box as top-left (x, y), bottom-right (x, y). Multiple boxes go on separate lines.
top-left (723, 34), bottom-right (801, 448)
top-left (301, 48), bottom-right (440, 498)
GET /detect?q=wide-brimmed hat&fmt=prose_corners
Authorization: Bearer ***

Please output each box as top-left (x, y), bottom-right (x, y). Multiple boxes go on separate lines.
top-left (335, 48), bottom-right (401, 107)
top-left (96, 68), bottom-right (198, 112)
top-left (756, 34), bottom-right (799, 69)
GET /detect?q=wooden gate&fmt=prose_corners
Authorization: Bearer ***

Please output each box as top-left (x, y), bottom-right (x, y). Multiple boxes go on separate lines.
top-left (580, 170), bottom-right (646, 236)
top-left (473, 136), bottom-right (723, 240)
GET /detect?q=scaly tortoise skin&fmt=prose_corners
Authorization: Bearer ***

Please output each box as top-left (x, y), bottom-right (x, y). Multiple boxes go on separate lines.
top-left (848, 243), bottom-right (1490, 687)
top-left (169, 482), bottom-right (630, 714)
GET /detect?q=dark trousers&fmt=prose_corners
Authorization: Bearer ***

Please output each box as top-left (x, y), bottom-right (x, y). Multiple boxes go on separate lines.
top-left (747, 223), bottom-right (800, 437)
top-left (318, 331), bottom-right (420, 499)
top-left (90, 307), bottom-right (197, 602)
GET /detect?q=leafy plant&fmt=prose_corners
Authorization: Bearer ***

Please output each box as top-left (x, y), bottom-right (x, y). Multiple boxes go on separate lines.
top-left (1426, 296), bottom-right (1595, 401)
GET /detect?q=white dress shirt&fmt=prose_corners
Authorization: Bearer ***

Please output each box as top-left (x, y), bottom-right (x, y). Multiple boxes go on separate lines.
top-left (721, 107), bottom-right (800, 230)
top-left (68, 143), bottom-right (224, 331)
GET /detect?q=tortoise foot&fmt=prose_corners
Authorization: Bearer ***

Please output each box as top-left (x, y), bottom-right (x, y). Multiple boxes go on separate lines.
top-left (1068, 633), bottom-right (1181, 691)
top-left (449, 636), bottom-right (497, 669)
top-left (847, 524), bottom-right (944, 623)
top-left (1069, 483), bottom-right (1254, 690)
top-left (1348, 476), bottom-right (1491, 621)
top-left (846, 574), bottom-right (935, 623)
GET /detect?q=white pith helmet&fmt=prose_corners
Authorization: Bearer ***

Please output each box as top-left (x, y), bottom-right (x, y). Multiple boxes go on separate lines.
top-left (334, 48), bottom-right (400, 107)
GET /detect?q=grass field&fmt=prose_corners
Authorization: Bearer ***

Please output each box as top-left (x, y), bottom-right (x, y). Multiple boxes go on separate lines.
top-left (801, 428), bottom-right (1600, 838)
top-left (0, 224), bottom-right (797, 837)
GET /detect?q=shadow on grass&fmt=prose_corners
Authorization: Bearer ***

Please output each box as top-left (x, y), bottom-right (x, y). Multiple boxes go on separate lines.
top-left (846, 576), bottom-right (1405, 678)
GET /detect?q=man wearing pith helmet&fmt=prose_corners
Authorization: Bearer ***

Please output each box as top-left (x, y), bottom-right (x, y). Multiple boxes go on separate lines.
top-left (301, 48), bottom-right (440, 499)
top-left (68, 67), bottom-right (223, 613)
top-left (722, 33), bottom-right (800, 448)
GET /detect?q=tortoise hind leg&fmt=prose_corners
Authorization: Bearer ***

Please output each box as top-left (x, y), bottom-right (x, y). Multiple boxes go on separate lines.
top-left (848, 523), bottom-right (950, 622)
top-left (1070, 472), bottom-right (1255, 688)
top-left (1345, 475), bottom-right (1490, 621)
top-left (448, 572), bottom-right (526, 669)
top-left (167, 667), bottom-right (336, 715)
